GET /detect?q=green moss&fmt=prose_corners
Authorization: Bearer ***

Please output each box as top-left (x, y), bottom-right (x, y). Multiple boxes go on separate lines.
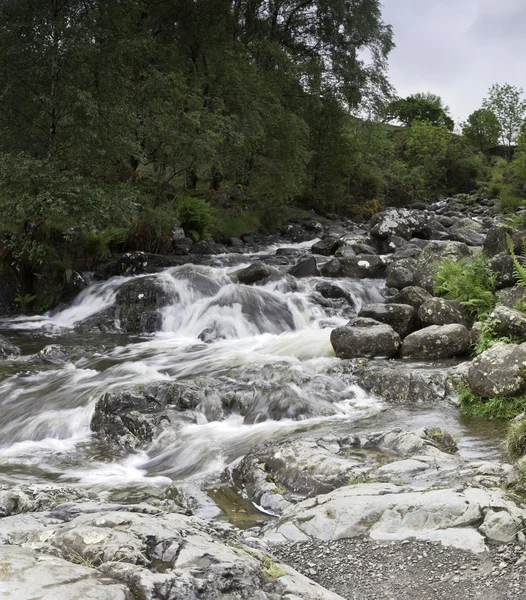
top-left (457, 384), bottom-right (526, 420)
top-left (260, 555), bottom-right (287, 579)
top-left (425, 428), bottom-right (458, 454)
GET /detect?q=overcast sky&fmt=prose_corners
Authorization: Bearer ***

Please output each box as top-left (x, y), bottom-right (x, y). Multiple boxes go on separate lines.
top-left (381, 0), bottom-right (526, 124)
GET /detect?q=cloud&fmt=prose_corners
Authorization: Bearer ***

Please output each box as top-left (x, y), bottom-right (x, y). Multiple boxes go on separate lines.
top-left (380, 0), bottom-right (526, 121)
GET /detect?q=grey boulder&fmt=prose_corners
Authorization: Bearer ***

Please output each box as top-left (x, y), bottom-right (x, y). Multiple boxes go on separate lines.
top-left (467, 342), bottom-right (526, 397)
top-left (401, 324), bottom-right (471, 359)
top-left (331, 319), bottom-right (401, 359)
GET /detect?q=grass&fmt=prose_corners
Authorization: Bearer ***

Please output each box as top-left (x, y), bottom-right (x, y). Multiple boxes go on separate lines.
top-left (457, 384), bottom-right (526, 420)
top-left (473, 319), bottom-right (515, 356)
top-left (506, 419), bottom-right (526, 459)
top-left (260, 555), bottom-right (287, 579)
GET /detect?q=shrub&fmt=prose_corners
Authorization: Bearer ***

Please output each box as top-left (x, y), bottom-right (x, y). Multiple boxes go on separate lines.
top-left (434, 255), bottom-right (496, 318)
top-left (506, 234), bottom-right (526, 287)
top-left (176, 196), bottom-right (215, 240)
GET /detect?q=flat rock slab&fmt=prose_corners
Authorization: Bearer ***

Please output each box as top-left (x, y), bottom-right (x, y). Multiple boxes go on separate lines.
top-left (0, 545), bottom-right (131, 600)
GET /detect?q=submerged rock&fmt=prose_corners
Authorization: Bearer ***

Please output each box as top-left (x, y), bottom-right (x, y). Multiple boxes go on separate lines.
top-left (0, 333), bottom-right (20, 358)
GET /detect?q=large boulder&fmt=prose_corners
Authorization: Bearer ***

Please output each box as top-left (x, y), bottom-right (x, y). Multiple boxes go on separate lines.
top-left (331, 319), bottom-right (401, 359)
top-left (311, 237), bottom-right (343, 256)
top-left (91, 381), bottom-right (203, 451)
top-left (385, 258), bottom-right (416, 289)
top-left (357, 363), bottom-right (458, 405)
top-left (497, 286), bottom-right (526, 310)
top-left (448, 229), bottom-right (485, 246)
top-left (0, 333), bottom-right (20, 358)
top-left (370, 208), bottom-right (432, 240)
top-left (490, 306), bottom-right (526, 341)
top-left (75, 276), bottom-right (175, 334)
top-left (237, 262), bottom-right (272, 284)
top-left (358, 303), bottom-right (416, 338)
top-left (467, 342), bottom-right (526, 397)
top-left (385, 286), bottom-right (432, 310)
top-left (483, 224), bottom-right (515, 256)
top-left (413, 241), bottom-right (471, 293)
top-left (401, 324), bottom-right (471, 359)
top-left (321, 256), bottom-right (386, 278)
top-left (288, 256), bottom-right (320, 278)
top-left (489, 253), bottom-right (517, 289)
top-left (417, 298), bottom-right (472, 329)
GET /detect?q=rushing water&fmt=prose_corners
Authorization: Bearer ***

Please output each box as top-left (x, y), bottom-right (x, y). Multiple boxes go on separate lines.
top-left (0, 240), bottom-right (506, 516)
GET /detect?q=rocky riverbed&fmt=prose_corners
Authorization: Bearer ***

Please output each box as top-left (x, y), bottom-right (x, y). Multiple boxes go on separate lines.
top-left (1, 195), bottom-right (526, 598)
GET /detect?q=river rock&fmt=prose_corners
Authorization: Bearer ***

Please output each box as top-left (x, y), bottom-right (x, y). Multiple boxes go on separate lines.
top-left (450, 217), bottom-right (486, 233)
top-left (483, 224), bottom-right (515, 256)
top-left (490, 306), bottom-right (526, 341)
top-left (331, 319), bottom-right (401, 359)
top-left (237, 262), bottom-right (272, 284)
top-left (417, 298), bottom-right (472, 328)
top-left (38, 344), bottom-right (70, 364)
top-left (413, 241), bottom-right (471, 293)
top-left (497, 285), bottom-right (526, 310)
top-left (0, 485), bottom-right (98, 517)
top-left (357, 363), bottom-right (458, 405)
top-left (329, 255), bottom-right (386, 278)
top-left (385, 258), bottom-right (416, 289)
top-left (448, 228), bottom-right (486, 246)
top-left (315, 282), bottom-right (351, 302)
top-left (467, 342), bottom-right (526, 397)
top-left (385, 286), bottom-right (432, 310)
top-left (401, 324), bottom-right (471, 359)
top-left (0, 333), bottom-right (20, 358)
top-left (370, 209), bottom-right (431, 240)
top-left (311, 237), bottom-right (343, 256)
top-left (266, 484), bottom-right (525, 552)
top-left (91, 381), bottom-right (203, 450)
top-left (489, 253), bottom-right (517, 289)
top-left (358, 303), bottom-right (416, 338)
top-left (288, 256), bottom-right (320, 278)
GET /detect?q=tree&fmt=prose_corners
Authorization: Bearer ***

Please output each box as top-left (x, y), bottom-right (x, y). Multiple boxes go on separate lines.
top-left (384, 93), bottom-right (454, 130)
top-left (483, 83), bottom-right (526, 161)
top-left (462, 108), bottom-right (501, 153)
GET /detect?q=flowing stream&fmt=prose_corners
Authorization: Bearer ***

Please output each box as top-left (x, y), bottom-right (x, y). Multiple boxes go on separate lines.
top-left (0, 241), bottom-right (507, 521)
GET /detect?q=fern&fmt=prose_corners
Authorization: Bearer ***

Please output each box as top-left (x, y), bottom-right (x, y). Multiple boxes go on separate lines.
top-left (434, 255), bottom-right (496, 319)
top-left (506, 233), bottom-right (526, 287)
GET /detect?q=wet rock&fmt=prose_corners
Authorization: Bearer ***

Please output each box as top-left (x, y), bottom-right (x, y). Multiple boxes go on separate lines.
top-left (331, 320), bottom-right (401, 359)
top-left (489, 253), bottom-right (517, 289)
top-left (0, 333), bottom-right (20, 358)
top-left (38, 344), bottom-right (70, 364)
top-left (192, 239), bottom-right (227, 254)
top-left (467, 342), bottom-right (526, 397)
top-left (490, 306), bottom-right (526, 341)
top-left (172, 237), bottom-right (193, 254)
top-left (358, 303), bottom-right (416, 338)
top-left (401, 324), bottom-right (471, 359)
top-left (288, 256), bottom-right (320, 278)
top-left (311, 237), bottom-right (343, 256)
top-left (385, 258), bottom-right (416, 289)
top-left (350, 242), bottom-right (378, 255)
top-left (0, 545), bottom-right (131, 600)
top-left (315, 282), bottom-right (351, 302)
top-left (483, 224), bottom-right (515, 256)
top-left (234, 428), bottom-right (456, 515)
top-left (91, 381), bottom-right (203, 450)
top-left (417, 298), bottom-right (473, 328)
top-left (357, 364), bottom-right (458, 405)
top-left (0, 485), bottom-right (98, 517)
top-left (237, 262), bottom-right (272, 284)
top-left (93, 252), bottom-right (185, 279)
top-left (76, 276), bottom-right (173, 334)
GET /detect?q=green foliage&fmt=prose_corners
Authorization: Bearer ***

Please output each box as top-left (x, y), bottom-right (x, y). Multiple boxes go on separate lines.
top-left (500, 188), bottom-right (524, 210)
top-left (384, 93), bottom-right (454, 130)
top-left (506, 419), bottom-right (526, 459)
top-left (474, 319), bottom-right (514, 355)
top-left (462, 108), bottom-right (501, 152)
top-left (434, 256), bottom-right (496, 318)
top-left (457, 384), bottom-right (526, 420)
top-left (506, 234), bottom-right (526, 287)
top-left (482, 83), bottom-right (526, 161)
top-left (176, 197), bottom-right (215, 240)
top-left (14, 293), bottom-right (36, 313)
